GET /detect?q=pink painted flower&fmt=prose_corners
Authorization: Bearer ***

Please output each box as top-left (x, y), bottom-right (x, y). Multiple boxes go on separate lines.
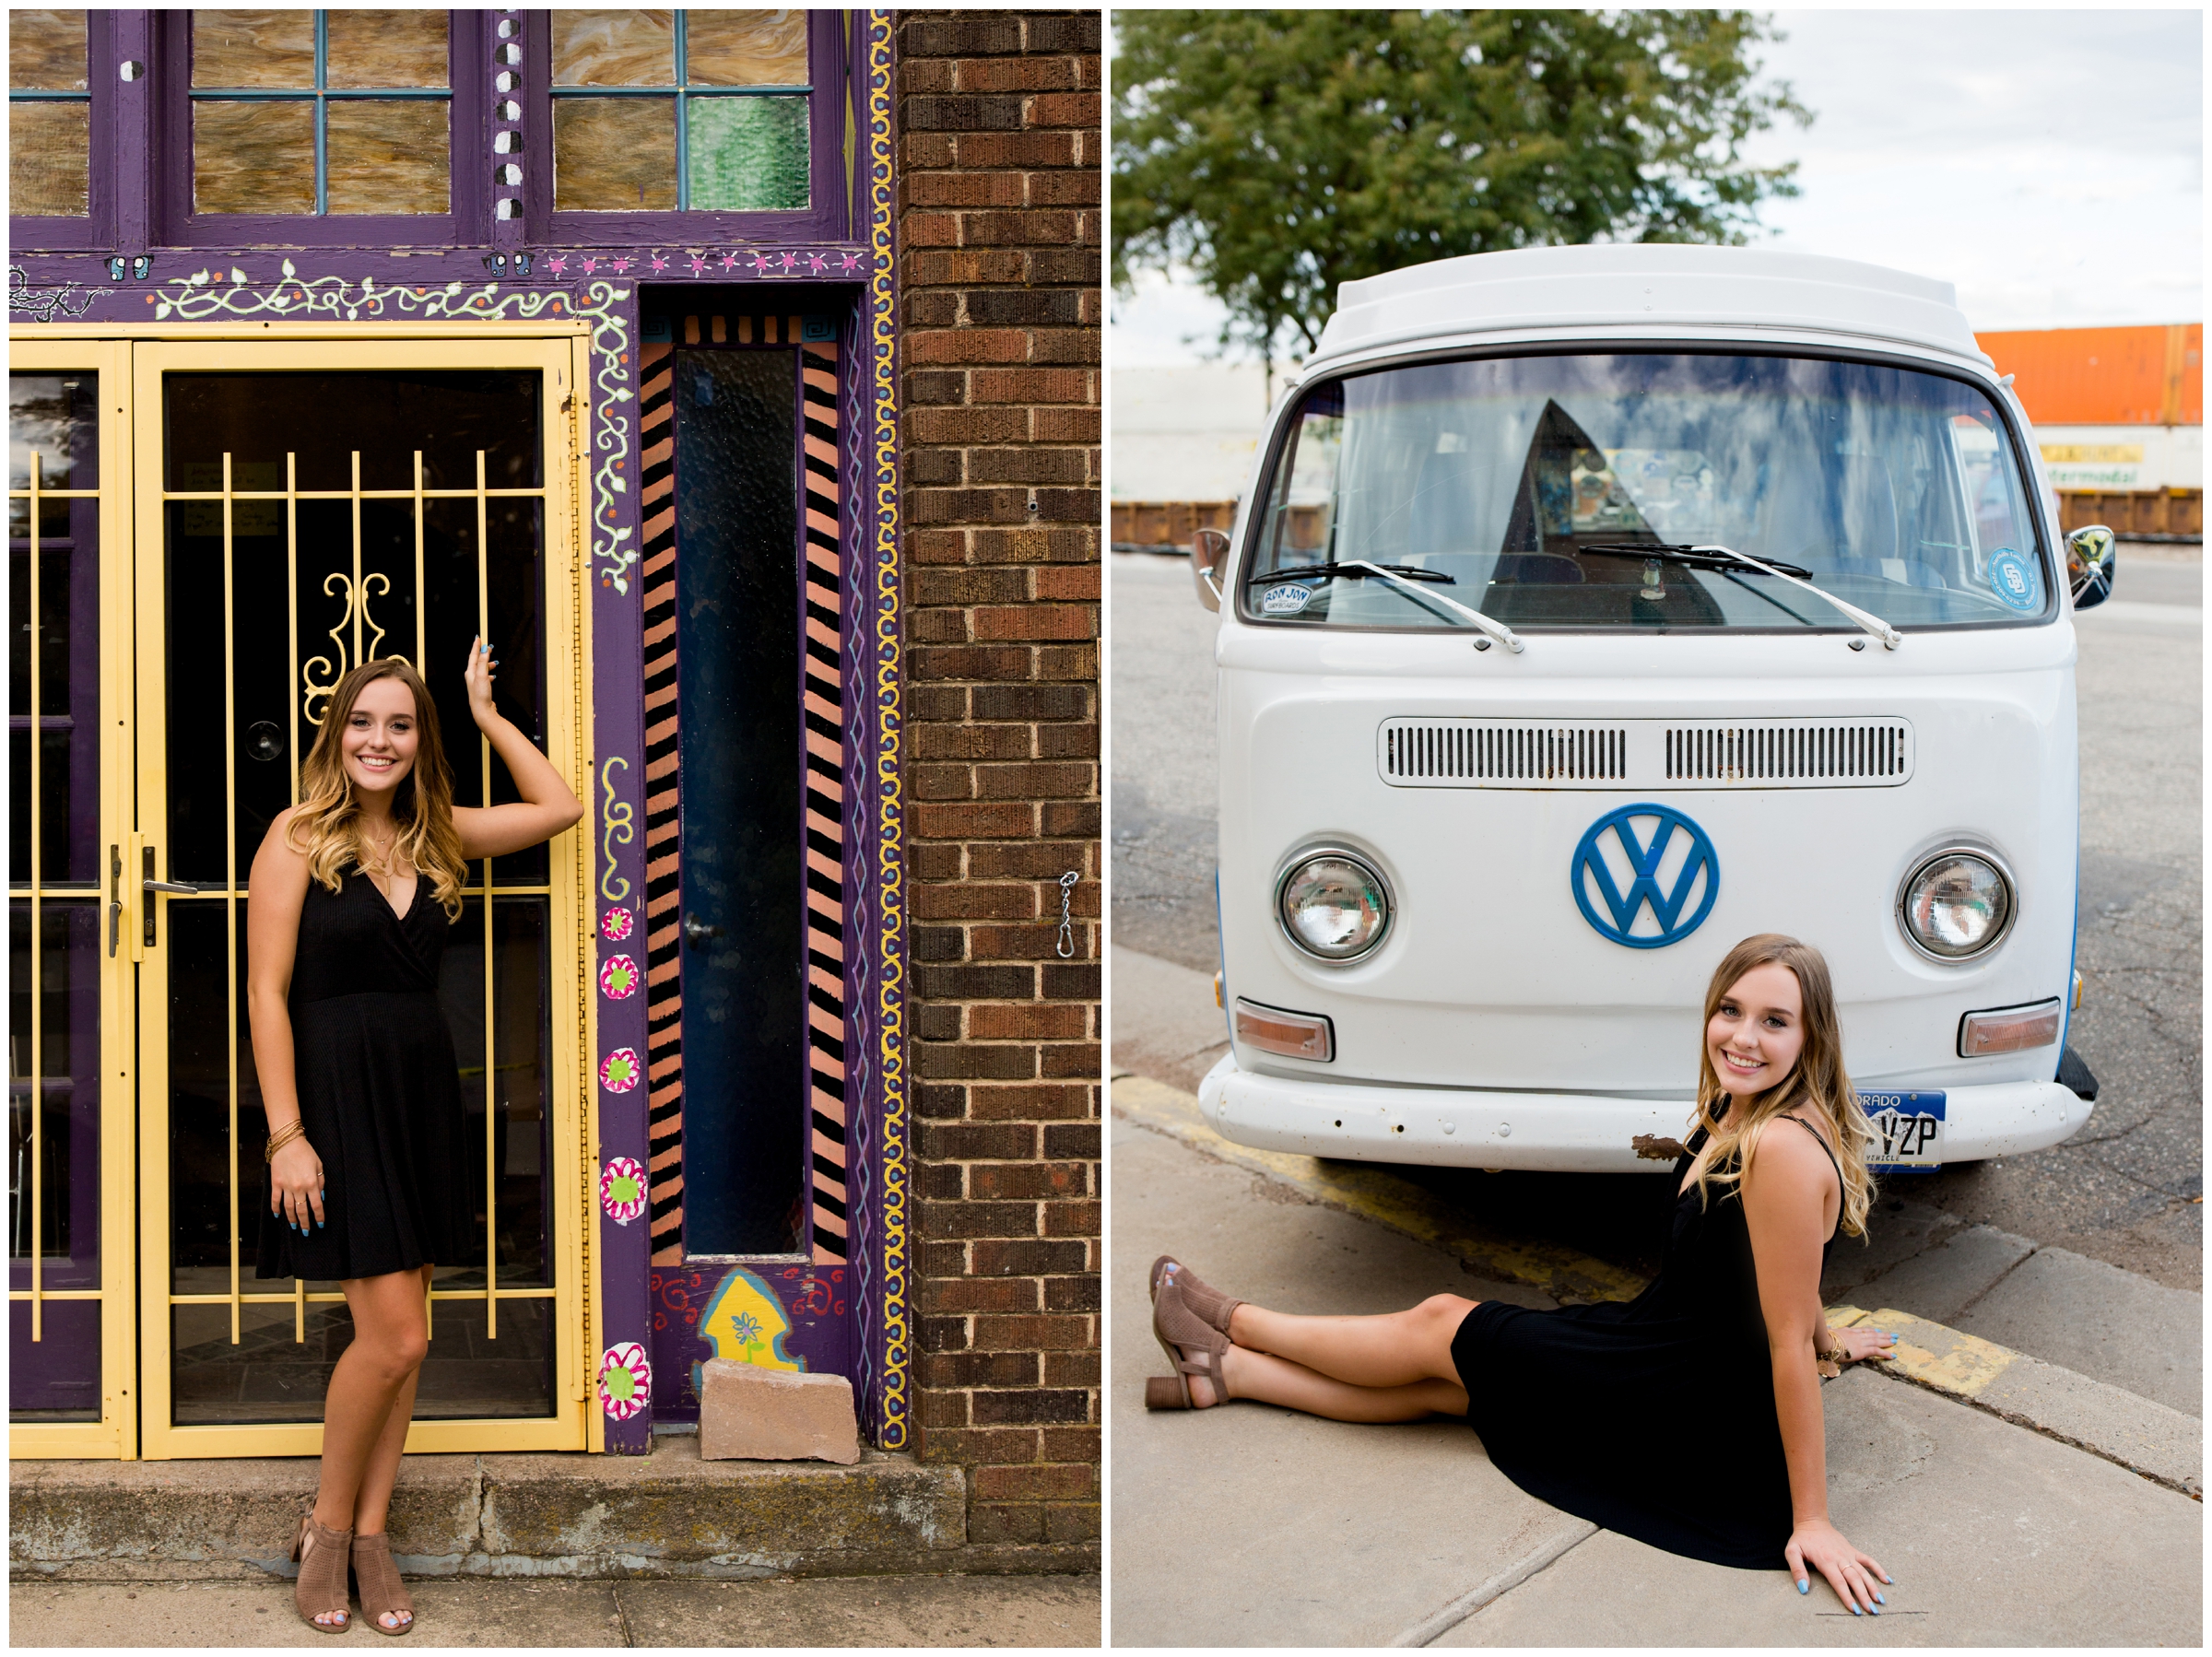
top-left (806, 253), bottom-right (827, 274)
top-left (599, 1047), bottom-right (641, 1094)
top-left (547, 255), bottom-right (568, 275)
top-left (720, 251), bottom-right (741, 270)
top-left (610, 257), bottom-right (631, 273)
top-left (601, 906), bottom-right (634, 942)
top-left (581, 256), bottom-right (598, 273)
top-left (750, 253), bottom-right (775, 276)
top-left (649, 254), bottom-right (668, 274)
top-left (778, 252), bottom-right (798, 272)
top-left (838, 252), bottom-right (861, 274)
top-left (600, 1157), bottom-right (647, 1225)
top-left (598, 1343), bottom-right (651, 1418)
top-left (688, 255), bottom-right (709, 276)
top-left (599, 955), bottom-right (641, 1000)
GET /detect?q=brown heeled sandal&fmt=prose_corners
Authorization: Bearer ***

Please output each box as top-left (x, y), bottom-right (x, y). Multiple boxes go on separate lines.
top-left (1149, 1271), bottom-right (1233, 1409)
top-left (291, 1511), bottom-right (353, 1634)
top-left (351, 1532), bottom-right (416, 1636)
top-left (1148, 1255), bottom-right (1241, 1336)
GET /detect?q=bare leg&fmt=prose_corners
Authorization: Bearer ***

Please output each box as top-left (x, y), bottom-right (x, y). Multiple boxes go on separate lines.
top-left (339, 1264), bottom-right (430, 1630)
top-left (309, 1266), bottom-right (430, 1627)
top-left (1200, 1345), bottom-right (1469, 1421)
top-left (1227, 1293), bottom-right (1476, 1390)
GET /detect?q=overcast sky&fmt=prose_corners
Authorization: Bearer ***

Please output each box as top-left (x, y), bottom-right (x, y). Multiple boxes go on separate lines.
top-left (1112, 8), bottom-right (2206, 367)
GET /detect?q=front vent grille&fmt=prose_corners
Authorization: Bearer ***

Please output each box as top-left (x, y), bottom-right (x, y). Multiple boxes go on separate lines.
top-left (1662, 719), bottom-right (1913, 786)
top-left (1381, 720), bottom-right (1630, 787)
top-left (1379, 716), bottom-right (1915, 789)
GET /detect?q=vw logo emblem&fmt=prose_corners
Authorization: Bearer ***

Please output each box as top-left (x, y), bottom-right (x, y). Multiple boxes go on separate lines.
top-left (1571, 804), bottom-right (1719, 949)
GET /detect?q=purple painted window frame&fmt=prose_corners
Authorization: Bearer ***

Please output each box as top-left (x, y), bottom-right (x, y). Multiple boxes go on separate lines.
top-left (526, 10), bottom-right (852, 247)
top-left (6, 10), bottom-right (112, 251)
top-left (151, 8), bottom-right (490, 248)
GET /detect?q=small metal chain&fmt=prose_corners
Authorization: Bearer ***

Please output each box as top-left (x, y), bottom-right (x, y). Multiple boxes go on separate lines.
top-left (1055, 870), bottom-right (1081, 958)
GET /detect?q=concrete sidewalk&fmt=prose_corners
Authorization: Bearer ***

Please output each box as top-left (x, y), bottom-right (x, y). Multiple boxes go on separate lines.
top-left (1109, 1098), bottom-right (2204, 1646)
top-left (6, 1573), bottom-right (1102, 1648)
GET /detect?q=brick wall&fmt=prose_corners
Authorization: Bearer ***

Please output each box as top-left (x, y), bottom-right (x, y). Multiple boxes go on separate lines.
top-left (895, 10), bottom-right (1102, 1565)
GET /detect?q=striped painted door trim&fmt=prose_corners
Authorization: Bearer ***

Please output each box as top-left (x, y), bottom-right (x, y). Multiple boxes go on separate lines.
top-left (636, 323), bottom-right (849, 1267)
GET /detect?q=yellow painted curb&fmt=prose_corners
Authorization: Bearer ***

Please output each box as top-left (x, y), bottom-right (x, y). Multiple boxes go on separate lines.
top-left (1112, 1072), bottom-right (1649, 1305)
top-left (1825, 1304), bottom-right (2021, 1398)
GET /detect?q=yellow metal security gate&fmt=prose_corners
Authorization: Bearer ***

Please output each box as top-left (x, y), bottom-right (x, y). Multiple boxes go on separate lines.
top-left (10, 331), bottom-right (597, 1460)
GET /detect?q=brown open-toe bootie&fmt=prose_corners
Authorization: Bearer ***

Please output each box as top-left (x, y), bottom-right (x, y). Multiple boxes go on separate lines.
top-left (1148, 1255), bottom-right (1241, 1337)
top-left (291, 1511), bottom-right (354, 1634)
top-left (351, 1532), bottom-right (416, 1636)
top-left (1149, 1270), bottom-right (1233, 1409)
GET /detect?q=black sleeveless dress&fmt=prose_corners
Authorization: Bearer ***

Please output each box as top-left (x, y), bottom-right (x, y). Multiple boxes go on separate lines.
top-left (255, 868), bottom-right (473, 1282)
top-left (1451, 1113), bottom-right (1843, 1569)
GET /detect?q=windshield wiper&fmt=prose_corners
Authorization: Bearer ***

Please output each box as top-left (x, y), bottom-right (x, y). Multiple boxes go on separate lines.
top-left (1254, 560), bottom-right (1455, 584)
top-left (1250, 559), bottom-right (1525, 653)
top-left (1583, 543), bottom-right (1901, 650)
top-left (1581, 543), bottom-right (1814, 581)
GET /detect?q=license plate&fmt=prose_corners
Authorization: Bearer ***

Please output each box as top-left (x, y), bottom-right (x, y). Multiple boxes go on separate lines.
top-left (1861, 1089), bottom-right (1945, 1169)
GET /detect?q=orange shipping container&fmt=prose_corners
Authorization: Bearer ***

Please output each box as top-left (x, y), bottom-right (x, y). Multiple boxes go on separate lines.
top-left (1974, 323), bottom-right (2202, 427)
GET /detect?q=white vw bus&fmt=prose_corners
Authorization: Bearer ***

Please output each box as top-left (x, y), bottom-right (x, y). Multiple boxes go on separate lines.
top-left (1191, 245), bottom-right (2112, 1174)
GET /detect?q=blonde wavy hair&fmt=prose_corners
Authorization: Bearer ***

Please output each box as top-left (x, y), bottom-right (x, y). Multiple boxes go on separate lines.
top-left (1686, 934), bottom-right (1877, 1240)
top-left (285, 657), bottom-right (468, 921)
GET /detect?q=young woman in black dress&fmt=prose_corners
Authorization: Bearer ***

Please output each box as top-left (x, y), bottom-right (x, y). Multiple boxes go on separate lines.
top-left (249, 643), bottom-right (581, 1634)
top-left (1147, 934), bottom-right (1902, 1616)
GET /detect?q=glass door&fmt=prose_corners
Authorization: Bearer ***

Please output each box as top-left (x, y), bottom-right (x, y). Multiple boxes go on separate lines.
top-left (128, 338), bottom-right (594, 1459)
top-left (8, 343), bottom-right (137, 1459)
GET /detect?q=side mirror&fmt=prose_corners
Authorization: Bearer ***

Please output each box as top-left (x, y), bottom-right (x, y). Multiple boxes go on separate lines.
top-left (1192, 527), bottom-right (1230, 613)
top-left (2065, 524), bottom-right (2115, 610)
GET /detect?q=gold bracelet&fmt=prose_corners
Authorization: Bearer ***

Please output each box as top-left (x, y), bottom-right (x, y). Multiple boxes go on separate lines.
top-left (265, 1120), bottom-right (307, 1163)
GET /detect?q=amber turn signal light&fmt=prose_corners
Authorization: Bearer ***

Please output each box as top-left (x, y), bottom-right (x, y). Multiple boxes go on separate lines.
top-left (1233, 999), bottom-right (1335, 1062)
top-left (1958, 998), bottom-right (2062, 1057)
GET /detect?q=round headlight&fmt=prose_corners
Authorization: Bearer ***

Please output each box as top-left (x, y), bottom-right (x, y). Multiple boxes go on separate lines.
top-left (1277, 851), bottom-right (1393, 963)
top-left (1898, 848), bottom-right (2015, 961)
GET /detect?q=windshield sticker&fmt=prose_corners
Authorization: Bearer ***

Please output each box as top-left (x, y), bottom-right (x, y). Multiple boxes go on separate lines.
top-left (1261, 582), bottom-right (1314, 615)
top-left (1986, 548), bottom-right (2041, 612)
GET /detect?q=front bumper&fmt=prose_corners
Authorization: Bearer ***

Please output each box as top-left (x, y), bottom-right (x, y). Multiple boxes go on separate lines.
top-left (1196, 1055), bottom-right (2093, 1172)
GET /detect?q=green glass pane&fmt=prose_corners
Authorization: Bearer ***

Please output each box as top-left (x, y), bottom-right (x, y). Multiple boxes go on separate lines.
top-left (688, 96), bottom-right (806, 212)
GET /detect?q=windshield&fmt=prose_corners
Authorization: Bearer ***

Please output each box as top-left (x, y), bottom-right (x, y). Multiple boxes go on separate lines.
top-left (1240, 352), bottom-right (2054, 632)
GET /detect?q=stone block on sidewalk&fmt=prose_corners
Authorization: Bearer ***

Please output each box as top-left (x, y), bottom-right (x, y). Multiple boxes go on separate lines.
top-left (699, 1359), bottom-right (860, 1465)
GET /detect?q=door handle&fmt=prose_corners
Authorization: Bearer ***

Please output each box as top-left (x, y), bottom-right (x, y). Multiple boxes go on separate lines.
top-left (141, 847), bottom-right (194, 947)
top-left (683, 913), bottom-right (724, 948)
top-left (108, 844), bottom-right (123, 958)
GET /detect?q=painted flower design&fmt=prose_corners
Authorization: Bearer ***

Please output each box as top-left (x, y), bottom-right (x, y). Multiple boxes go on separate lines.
top-left (599, 955), bottom-right (641, 1000)
top-left (600, 1156), bottom-right (647, 1225)
top-left (600, 906), bottom-right (634, 942)
top-left (599, 1047), bottom-right (641, 1094)
top-left (598, 1343), bottom-right (651, 1418)
top-left (731, 1311), bottom-right (763, 1355)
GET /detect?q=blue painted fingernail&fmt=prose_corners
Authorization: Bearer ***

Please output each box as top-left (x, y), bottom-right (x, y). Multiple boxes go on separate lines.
top-left (1852, 1605), bottom-right (1862, 1616)
top-left (1876, 1592), bottom-right (1886, 1604)
top-left (1796, 1580), bottom-right (1807, 1594)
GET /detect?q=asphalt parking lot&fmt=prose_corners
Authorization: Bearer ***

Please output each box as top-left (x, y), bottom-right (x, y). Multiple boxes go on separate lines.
top-left (1107, 544), bottom-right (2203, 1289)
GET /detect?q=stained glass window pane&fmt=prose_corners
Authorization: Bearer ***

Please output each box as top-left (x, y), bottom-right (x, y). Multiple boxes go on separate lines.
top-left (9, 10), bottom-right (88, 90)
top-left (325, 9), bottom-right (448, 89)
top-left (685, 10), bottom-right (807, 87)
top-left (191, 10), bottom-right (315, 88)
top-left (689, 96), bottom-right (808, 211)
top-left (8, 102), bottom-right (88, 217)
top-left (192, 98), bottom-right (315, 214)
top-left (551, 10), bottom-right (676, 87)
top-left (554, 98), bottom-right (677, 210)
top-left (326, 100), bottom-right (450, 214)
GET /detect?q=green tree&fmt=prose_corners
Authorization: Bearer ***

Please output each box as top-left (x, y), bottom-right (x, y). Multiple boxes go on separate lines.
top-left (1113, 10), bottom-right (1810, 365)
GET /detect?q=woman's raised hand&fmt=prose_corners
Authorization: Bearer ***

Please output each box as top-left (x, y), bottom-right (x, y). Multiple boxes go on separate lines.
top-left (269, 1135), bottom-right (326, 1235)
top-left (1785, 1518), bottom-right (1890, 1615)
top-left (464, 636), bottom-right (501, 731)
